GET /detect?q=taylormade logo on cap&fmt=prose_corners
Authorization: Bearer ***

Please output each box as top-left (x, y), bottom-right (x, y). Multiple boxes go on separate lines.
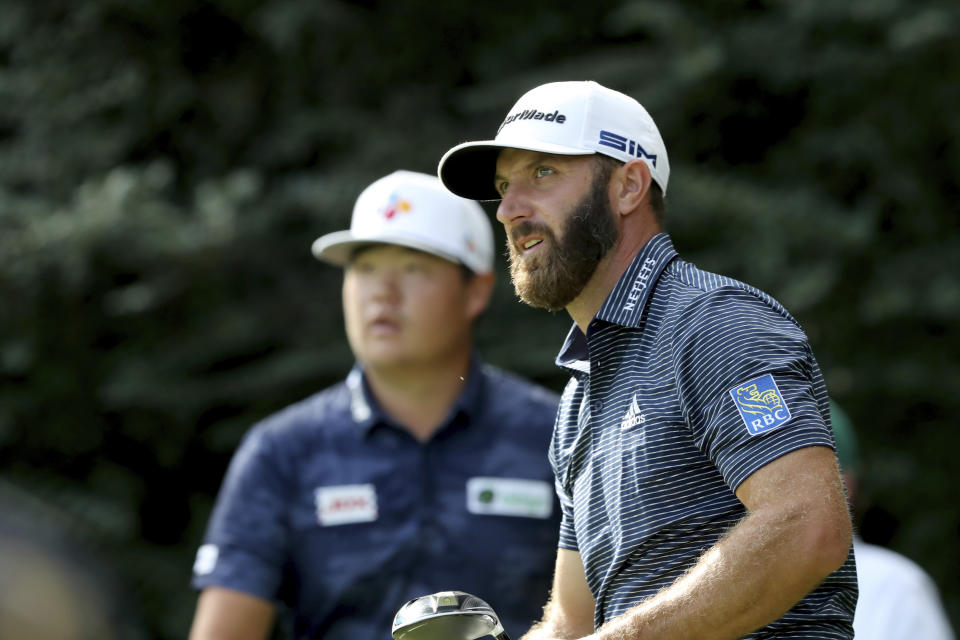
top-left (438, 80), bottom-right (669, 202)
top-left (498, 108), bottom-right (567, 132)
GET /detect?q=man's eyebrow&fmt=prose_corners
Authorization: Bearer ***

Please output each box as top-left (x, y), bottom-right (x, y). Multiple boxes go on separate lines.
top-left (494, 153), bottom-right (554, 184)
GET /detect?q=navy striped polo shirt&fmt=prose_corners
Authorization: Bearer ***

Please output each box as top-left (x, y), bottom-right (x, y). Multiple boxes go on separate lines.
top-left (550, 233), bottom-right (857, 638)
top-left (193, 357), bottom-right (561, 640)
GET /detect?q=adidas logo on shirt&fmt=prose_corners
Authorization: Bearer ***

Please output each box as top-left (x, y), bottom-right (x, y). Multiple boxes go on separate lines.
top-left (620, 394), bottom-right (646, 430)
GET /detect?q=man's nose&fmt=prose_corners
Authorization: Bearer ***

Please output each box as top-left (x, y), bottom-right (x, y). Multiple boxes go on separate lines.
top-left (496, 187), bottom-right (532, 226)
top-left (369, 271), bottom-right (401, 301)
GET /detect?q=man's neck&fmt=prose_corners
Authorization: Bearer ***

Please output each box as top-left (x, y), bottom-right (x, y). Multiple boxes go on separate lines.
top-left (567, 227), bottom-right (659, 333)
top-left (363, 349), bottom-right (473, 442)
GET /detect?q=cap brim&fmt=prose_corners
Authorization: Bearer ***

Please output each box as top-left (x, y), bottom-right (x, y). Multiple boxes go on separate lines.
top-left (311, 231), bottom-right (467, 270)
top-left (311, 230), bottom-right (360, 266)
top-left (438, 139), bottom-right (596, 201)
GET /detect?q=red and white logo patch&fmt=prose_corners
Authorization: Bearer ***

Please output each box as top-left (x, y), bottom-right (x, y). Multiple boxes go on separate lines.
top-left (315, 484), bottom-right (378, 526)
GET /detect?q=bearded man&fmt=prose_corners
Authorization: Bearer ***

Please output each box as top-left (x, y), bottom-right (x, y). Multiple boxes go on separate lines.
top-left (436, 80), bottom-right (857, 640)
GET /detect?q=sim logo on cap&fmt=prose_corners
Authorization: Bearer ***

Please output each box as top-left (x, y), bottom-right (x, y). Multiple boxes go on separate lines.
top-left (598, 130), bottom-right (659, 166)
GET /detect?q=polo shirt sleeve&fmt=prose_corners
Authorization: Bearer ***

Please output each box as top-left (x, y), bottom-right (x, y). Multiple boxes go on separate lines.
top-left (549, 379), bottom-right (580, 552)
top-left (191, 425), bottom-right (291, 600)
top-left (548, 436), bottom-right (578, 551)
top-left (553, 475), bottom-right (578, 551)
top-left (673, 286), bottom-right (835, 492)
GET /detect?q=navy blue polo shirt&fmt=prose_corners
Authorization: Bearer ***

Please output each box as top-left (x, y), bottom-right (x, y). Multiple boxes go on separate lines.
top-left (550, 233), bottom-right (857, 638)
top-left (192, 357), bottom-right (561, 640)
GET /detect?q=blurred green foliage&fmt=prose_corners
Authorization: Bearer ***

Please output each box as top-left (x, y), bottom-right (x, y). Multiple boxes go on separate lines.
top-left (1, 1), bottom-right (957, 638)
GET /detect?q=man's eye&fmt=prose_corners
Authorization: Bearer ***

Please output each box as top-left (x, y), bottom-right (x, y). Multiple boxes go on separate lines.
top-left (349, 261), bottom-right (374, 274)
top-left (496, 181), bottom-right (509, 195)
top-left (404, 263), bottom-right (425, 273)
top-left (535, 167), bottom-right (554, 178)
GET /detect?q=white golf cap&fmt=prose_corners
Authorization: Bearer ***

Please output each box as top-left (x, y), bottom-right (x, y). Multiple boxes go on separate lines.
top-left (439, 80), bottom-right (669, 201)
top-left (311, 170), bottom-right (495, 274)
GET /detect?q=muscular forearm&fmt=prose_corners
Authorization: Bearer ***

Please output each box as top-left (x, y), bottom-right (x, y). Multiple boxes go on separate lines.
top-left (521, 548), bottom-right (597, 640)
top-left (189, 587), bottom-right (276, 640)
top-left (590, 502), bottom-right (850, 640)
top-left (521, 620), bottom-right (572, 640)
top-left (521, 599), bottom-right (591, 640)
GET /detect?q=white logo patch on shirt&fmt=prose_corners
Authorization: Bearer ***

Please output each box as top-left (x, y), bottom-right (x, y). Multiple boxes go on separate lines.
top-left (466, 477), bottom-right (553, 519)
top-left (193, 543), bottom-right (219, 576)
top-left (620, 394), bottom-right (646, 430)
top-left (315, 484), bottom-right (378, 526)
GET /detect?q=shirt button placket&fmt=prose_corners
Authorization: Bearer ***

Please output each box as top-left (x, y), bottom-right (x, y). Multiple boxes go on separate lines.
top-left (419, 444), bottom-right (445, 551)
top-left (591, 357), bottom-right (603, 414)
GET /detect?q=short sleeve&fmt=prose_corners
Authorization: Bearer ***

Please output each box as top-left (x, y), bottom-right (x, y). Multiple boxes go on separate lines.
top-left (673, 287), bottom-right (834, 491)
top-left (554, 475), bottom-right (578, 551)
top-left (548, 380), bottom-right (580, 552)
top-left (191, 426), bottom-right (292, 600)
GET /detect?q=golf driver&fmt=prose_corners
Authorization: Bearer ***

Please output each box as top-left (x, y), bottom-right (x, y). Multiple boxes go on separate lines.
top-left (392, 590), bottom-right (509, 640)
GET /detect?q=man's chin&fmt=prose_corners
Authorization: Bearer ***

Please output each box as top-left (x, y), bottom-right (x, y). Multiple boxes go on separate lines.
top-left (513, 280), bottom-right (571, 311)
top-left (359, 346), bottom-right (411, 368)
top-left (512, 262), bottom-right (597, 311)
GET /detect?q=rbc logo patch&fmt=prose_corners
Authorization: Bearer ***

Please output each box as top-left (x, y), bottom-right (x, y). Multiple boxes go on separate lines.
top-left (730, 374), bottom-right (791, 435)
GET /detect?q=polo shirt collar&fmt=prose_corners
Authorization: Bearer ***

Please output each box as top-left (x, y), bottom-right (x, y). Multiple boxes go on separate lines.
top-left (595, 232), bottom-right (677, 327)
top-left (555, 233), bottom-right (678, 373)
top-left (346, 355), bottom-right (485, 437)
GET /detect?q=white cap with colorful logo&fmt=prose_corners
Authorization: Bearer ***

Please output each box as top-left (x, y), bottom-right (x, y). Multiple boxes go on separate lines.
top-left (438, 80), bottom-right (669, 201)
top-left (311, 170), bottom-right (494, 274)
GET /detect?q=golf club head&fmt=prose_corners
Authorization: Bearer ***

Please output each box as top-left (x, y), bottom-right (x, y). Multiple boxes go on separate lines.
top-left (392, 590), bottom-right (509, 640)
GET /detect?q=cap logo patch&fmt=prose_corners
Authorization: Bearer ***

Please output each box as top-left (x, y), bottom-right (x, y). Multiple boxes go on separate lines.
top-left (498, 108), bottom-right (567, 133)
top-left (598, 130), bottom-right (658, 166)
top-left (730, 374), bottom-right (791, 435)
top-left (382, 192), bottom-right (412, 220)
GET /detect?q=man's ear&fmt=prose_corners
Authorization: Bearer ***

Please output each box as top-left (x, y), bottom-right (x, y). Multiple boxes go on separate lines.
top-left (612, 159), bottom-right (653, 216)
top-left (465, 272), bottom-right (495, 321)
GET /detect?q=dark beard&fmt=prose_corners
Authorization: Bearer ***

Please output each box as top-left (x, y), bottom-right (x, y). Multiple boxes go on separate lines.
top-left (507, 170), bottom-right (619, 311)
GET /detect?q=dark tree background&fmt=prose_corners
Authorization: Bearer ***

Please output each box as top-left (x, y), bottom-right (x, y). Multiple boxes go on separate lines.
top-left (1, 1), bottom-right (957, 638)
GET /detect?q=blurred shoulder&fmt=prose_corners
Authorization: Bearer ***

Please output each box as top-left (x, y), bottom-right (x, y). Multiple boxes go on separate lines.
top-left (245, 379), bottom-right (352, 445)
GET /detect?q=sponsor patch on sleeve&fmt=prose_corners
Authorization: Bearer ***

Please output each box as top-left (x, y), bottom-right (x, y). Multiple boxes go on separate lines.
top-left (730, 373), bottom-right (792, 435)
top-left (193, 544), bottom-right (219, 576)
